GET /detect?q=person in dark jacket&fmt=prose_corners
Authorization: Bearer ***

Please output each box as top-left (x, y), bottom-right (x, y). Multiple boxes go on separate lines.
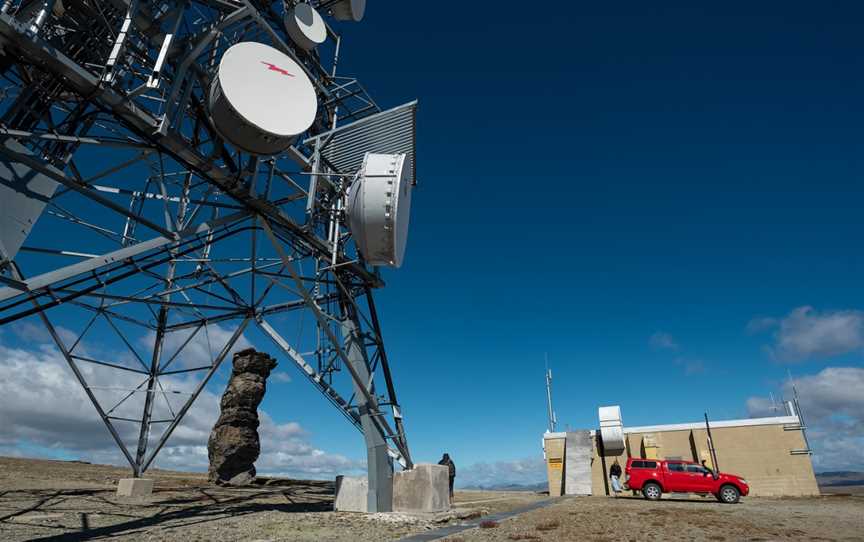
top-left (438, 453), bottom-right (456, 500)
top-left (609, 461), bottom-right (623, 496)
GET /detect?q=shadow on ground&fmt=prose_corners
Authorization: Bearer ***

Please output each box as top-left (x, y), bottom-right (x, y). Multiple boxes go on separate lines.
top-left (0, 481), bottom-right (335, 541)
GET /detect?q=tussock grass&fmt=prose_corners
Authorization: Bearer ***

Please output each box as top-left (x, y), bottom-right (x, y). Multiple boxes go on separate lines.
top-left (536, 519), bottom-right (561, 531)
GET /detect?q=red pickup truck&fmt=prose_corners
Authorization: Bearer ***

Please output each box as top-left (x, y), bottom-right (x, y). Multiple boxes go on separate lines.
top-left (625, 458), bottom-right (749, 503)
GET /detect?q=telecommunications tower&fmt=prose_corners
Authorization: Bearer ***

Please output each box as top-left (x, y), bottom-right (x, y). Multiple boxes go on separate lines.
top-left (0, 0), bottom-right (417, 512)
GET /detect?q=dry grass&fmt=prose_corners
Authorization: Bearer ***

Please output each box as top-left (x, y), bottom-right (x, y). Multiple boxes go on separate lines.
top-left (479, 520), bottom-right (499, 529)
top-left (0, 456), bottom-right (541, 542)
top-left (535, 519), bottom-right (560, 531)
top-left (447, 495), bottom-right (864, 541)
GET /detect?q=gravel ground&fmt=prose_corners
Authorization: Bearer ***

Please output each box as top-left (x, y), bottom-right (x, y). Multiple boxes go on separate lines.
top-left (441, 494), bottom-right (864, 542)
top-left (5, 457), bottom-right (859, 541)
top-left (0, 457), bottom-right (543, 541)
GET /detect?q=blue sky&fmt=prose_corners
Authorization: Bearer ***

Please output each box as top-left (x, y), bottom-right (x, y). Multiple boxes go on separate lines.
top-left (339, 1), bottom-right (864, 476)
top-left (1, 1), bottom-right (863, 483)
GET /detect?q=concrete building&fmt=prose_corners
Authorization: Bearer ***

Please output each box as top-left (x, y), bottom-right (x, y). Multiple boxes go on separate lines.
top-left (591, 414), bottom-right (819, 497)
top-left (545, 410), bottom-right (819, 498)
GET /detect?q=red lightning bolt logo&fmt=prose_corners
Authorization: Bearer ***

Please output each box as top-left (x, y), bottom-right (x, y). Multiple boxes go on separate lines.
top-left (260, 61), bottom-right (295, 77)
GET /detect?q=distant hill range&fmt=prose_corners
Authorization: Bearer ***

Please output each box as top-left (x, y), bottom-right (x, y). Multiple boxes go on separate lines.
top-left (816, 471), bottom-right (864, 488)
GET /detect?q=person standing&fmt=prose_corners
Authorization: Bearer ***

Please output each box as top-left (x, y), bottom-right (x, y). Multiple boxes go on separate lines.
top-left (609, 460), bottom-right (623, 496)
top-left (438, 453), bottom-right (456, 501)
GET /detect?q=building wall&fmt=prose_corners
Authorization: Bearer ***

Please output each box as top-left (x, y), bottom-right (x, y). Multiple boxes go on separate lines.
top-left (544, 434), bottom-right (566, 497)
top-left (590, 421), bottom-right (819, 497)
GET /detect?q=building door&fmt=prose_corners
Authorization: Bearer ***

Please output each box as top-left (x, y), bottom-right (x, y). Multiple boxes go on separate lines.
top-left (664, 462), bottom-right (690, 491)
top-left (686, 464), bottom-right (714, 492)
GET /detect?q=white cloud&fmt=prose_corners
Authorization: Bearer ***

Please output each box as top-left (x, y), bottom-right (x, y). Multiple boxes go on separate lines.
top-left (140, 322), bottom-right (253, 369)
top-left (0, 331), bottom-right (361, 480)
top-left (745, 396), bottom-right (781, 418)
top-left (674, 358), bottom-right (707, 375)
top-left (746, 316), bottom-right (778, 334)
top-left (456, 457), bottom-right (546, 489)
top-left (784, 367), bottom-right (864, 421)
top-left (651, 334), bottom-right (706, 375)
top-left (271, 371), bottom-right (293, 383)
top-left (650, 332), bottom-right (679, 351)
top-left (749, 306), bottom-right (864, 362)
top-left (747, 367), bottom-right (864, 471)
top-left (11, 320), bottom-right (78, 345)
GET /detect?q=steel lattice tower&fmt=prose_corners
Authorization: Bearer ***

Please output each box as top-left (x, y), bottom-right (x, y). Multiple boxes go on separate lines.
top-left (0, 0), bottom-right (416, 512)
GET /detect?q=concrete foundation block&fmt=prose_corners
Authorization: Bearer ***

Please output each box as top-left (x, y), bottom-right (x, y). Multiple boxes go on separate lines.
top-left (116, 478), bottom-right (154, 497)
top-left (393, 464), bottom-right (450, 513)
top-left (565, 431), bottom-right (593, 495)
top-left (334, 475), bottom-right (368, 512)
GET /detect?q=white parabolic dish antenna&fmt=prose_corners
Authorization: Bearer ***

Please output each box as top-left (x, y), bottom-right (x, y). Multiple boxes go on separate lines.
top-left (347, 153), bottom-right (413, 268)
top-left (209, 41), bottom-right (318, 155)
top-left (285, 3), bottom-right (327, 51)
top-left (331, 0), bottom-right (366, 22)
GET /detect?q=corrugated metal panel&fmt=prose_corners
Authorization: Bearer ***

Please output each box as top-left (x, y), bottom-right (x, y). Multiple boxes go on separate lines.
top-left (305, 100), bottom-right (417, 183)
top-left (0, 139), bottom-right (60, 261)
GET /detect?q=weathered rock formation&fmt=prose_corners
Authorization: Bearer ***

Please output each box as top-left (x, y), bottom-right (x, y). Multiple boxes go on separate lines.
top-left (208, 348), bottom-right (277, 485)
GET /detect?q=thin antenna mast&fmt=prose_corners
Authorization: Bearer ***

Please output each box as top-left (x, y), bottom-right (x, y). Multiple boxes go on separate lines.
top-left (769, 392), bottom-right (778, 415)
top-left (786, 370), bottom-right (813, 454)
top-left (545, 353), bottom-right (557, 433)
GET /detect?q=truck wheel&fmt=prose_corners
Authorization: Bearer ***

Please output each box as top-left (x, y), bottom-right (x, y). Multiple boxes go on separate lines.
top-left (642, 482), bottom-right (662, 501)
top-left (718, 485), bottom-right (740, 504)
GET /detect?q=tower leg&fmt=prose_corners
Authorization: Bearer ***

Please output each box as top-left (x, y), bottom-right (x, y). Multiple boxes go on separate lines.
top-left (342, 316), bottom-right (393, 512)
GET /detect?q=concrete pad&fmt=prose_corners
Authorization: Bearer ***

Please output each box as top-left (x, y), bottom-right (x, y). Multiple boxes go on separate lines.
top-left (393, 464), bottom-right (449, 513)
top-left (116, 478), bottom-right (153, 497)
top-left (334, 475), bottom-right (368, 512)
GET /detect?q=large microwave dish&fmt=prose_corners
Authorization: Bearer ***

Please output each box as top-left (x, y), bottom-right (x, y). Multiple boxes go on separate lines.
top-left (208, 41), bottom-right (318, 155)
top-left (285, 3), bottom-right (327, 51)
top-left (331, 0), bottom-right (365, 22)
